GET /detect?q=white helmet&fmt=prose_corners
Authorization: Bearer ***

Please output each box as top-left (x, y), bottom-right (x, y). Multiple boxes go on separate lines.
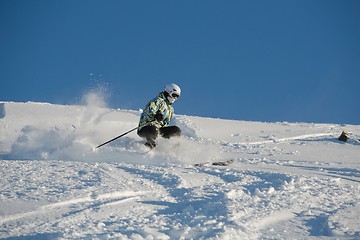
top-left (164, 83), bottom-right (181, 104)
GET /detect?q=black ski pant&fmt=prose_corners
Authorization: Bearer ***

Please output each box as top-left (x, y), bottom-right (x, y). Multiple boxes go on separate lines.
top-left (137, 125), bottom-right (181, 143)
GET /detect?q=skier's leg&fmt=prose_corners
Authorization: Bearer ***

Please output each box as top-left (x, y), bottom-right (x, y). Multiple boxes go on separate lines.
top-left (137, 126), bottom-right (158, 148)
top-left (159, 126), bottom-right (181, 139)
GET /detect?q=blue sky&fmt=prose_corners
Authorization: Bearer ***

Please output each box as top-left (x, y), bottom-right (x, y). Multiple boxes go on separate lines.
top-left (1, 0), bottom-right (359, 124)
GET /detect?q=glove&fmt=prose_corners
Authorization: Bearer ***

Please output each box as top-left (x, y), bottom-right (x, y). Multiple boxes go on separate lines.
top-left (154, 110), bottom-right (164, 122)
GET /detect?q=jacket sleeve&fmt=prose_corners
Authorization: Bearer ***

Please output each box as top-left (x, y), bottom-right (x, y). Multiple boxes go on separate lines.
top-left (151, 99), bottom-right (172, 127)
top-left (139, 95), bottom-right (173, 128)
top-left (147, 100), bottom-right (159, 117)
top-left (141, 98), bottom-right (166, 127)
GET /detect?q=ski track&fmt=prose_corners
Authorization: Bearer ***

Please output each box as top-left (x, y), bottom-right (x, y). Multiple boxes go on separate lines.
top-left (1, 102), bottom-right (360, 239)
top-left (0, 191), bottom-right (144, 226)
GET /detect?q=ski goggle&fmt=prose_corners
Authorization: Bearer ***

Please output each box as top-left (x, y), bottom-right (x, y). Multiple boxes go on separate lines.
top-left (171, 93), bottom-right (180, 99)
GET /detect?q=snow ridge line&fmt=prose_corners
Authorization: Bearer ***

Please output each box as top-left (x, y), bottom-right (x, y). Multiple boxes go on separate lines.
top-left (0, 191), bottom-right (146, 225)
top-left (42, 190), bottom-right (146, 209)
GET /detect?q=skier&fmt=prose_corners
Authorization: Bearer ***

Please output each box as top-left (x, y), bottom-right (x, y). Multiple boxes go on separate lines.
top-left (137, 83), bottom-right (182, 148)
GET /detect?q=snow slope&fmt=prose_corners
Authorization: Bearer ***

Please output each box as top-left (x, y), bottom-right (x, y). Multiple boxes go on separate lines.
top-left (0, 101), bottom-right (359, 239)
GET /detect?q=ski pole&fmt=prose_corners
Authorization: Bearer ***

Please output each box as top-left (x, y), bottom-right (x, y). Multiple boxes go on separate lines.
top-left (95, 121), bottom-right (153, 149)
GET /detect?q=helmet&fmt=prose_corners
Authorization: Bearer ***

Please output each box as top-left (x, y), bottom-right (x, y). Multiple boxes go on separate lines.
top-left (164, 83), bottom-right (181, 103)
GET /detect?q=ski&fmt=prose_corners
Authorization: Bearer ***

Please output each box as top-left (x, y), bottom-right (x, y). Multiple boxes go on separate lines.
top-left (194, 159), bottom-right (234, 167)
top-left (213, 159), bottom-right (235, 166)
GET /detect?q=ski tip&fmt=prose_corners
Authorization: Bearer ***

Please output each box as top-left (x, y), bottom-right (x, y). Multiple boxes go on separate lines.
top-left (212, 159), bottom-right (234, 166)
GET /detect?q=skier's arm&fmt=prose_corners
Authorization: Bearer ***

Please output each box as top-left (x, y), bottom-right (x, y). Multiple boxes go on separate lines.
top-left (147, 101), bottom-right (158, 116)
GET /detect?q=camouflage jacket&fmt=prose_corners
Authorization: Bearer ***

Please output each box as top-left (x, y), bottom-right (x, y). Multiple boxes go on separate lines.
top-left (138, 92), bottom-right (174, 129)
